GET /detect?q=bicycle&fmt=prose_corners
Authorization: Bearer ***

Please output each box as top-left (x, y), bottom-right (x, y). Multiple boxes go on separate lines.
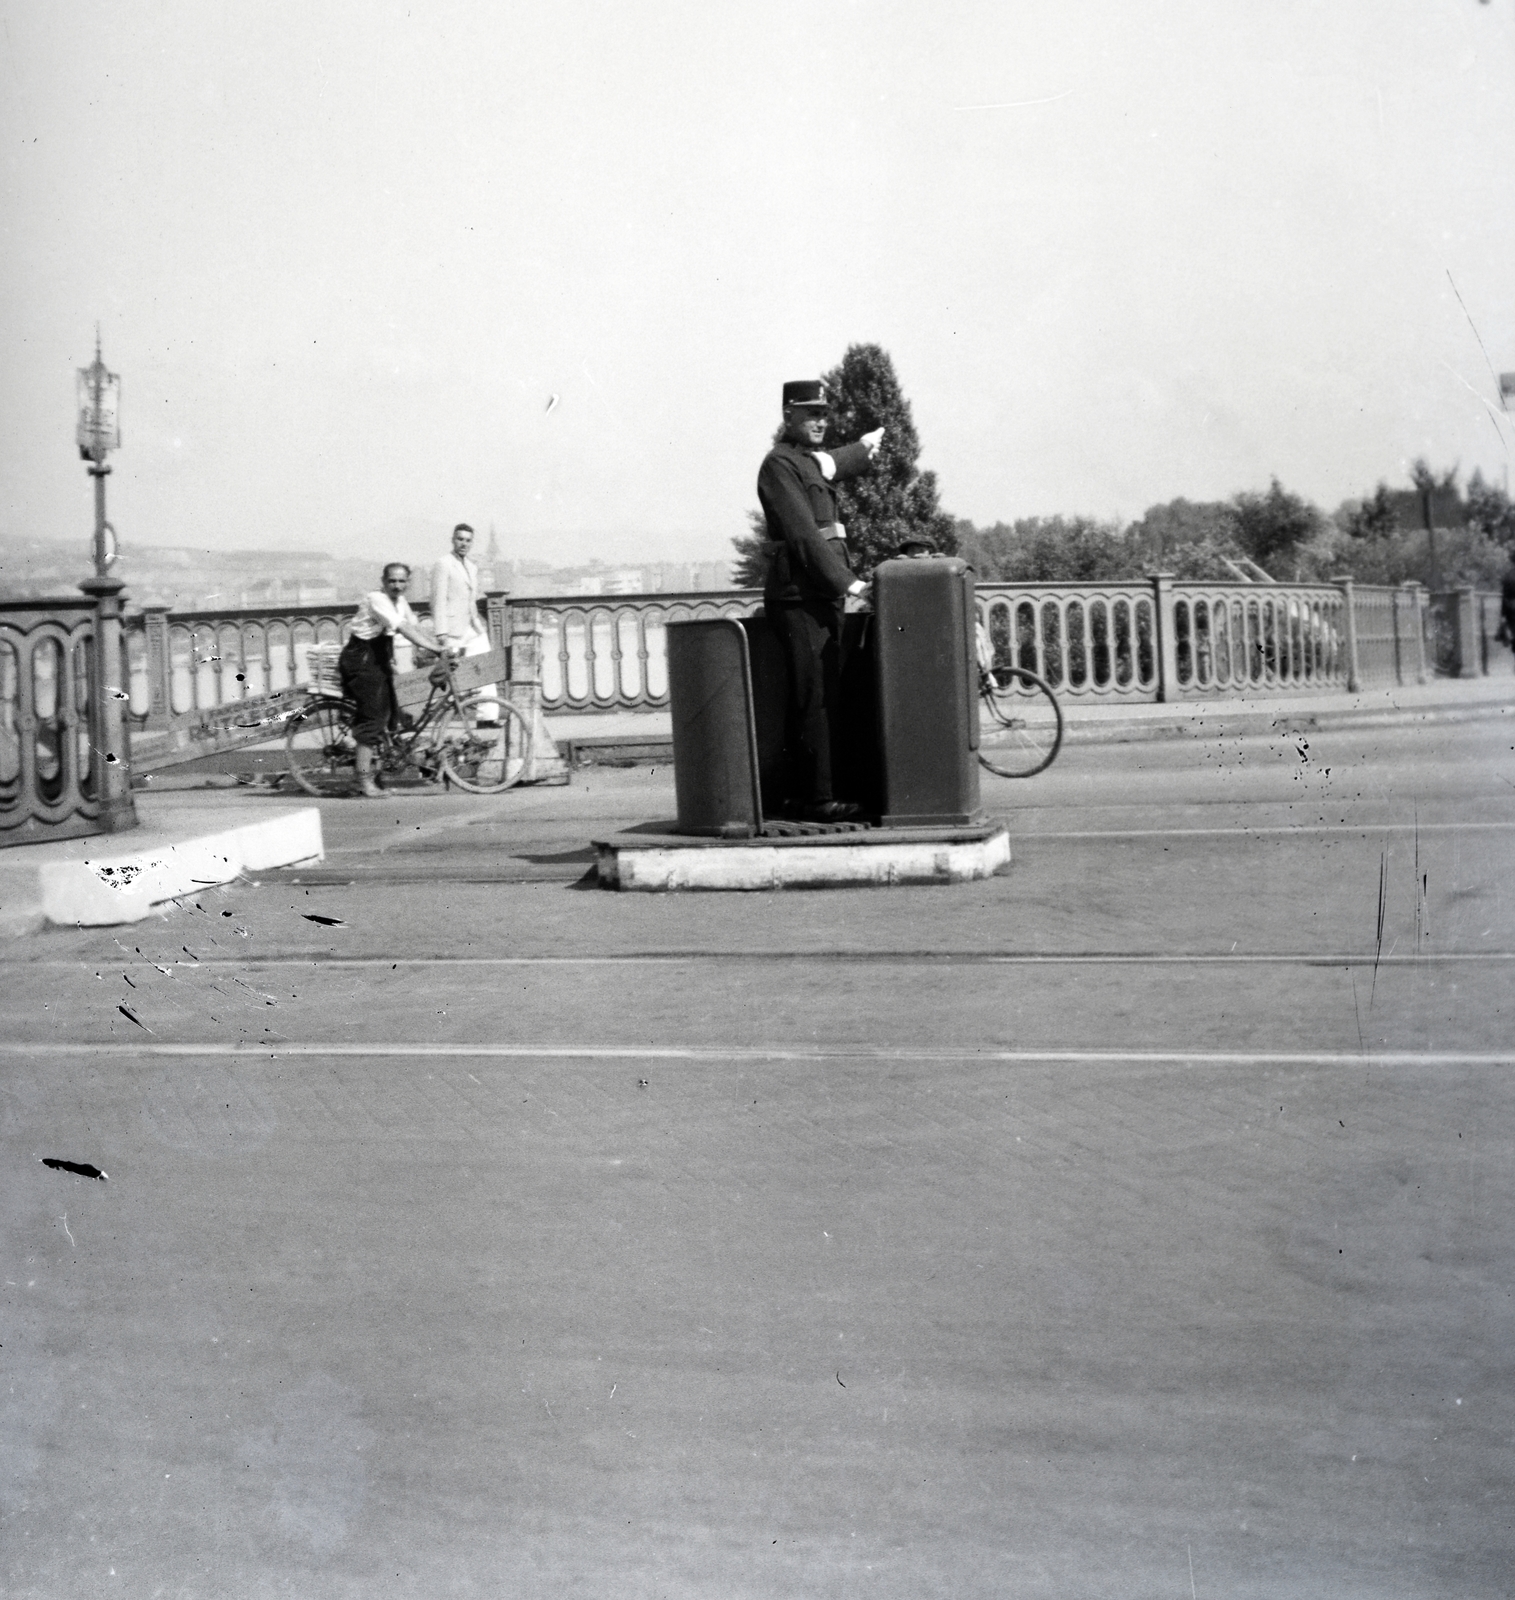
top-left (283, 654), bottom-right (534, 797)
top-left (977, 661), bottom-right (1063, 778)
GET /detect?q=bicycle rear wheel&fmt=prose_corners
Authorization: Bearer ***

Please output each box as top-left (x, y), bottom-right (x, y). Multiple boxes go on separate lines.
top-left (978, 667), bottom-right (1063, 778)
top-left (437, 700), bottom-right (533, 793)
top-left (284, 698), bottom-right (359, 796)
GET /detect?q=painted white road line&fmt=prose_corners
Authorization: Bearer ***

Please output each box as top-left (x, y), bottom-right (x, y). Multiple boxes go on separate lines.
top-left (0, 1042), bottom-right (1511, 1067)
top-left (1023, 819), bottom-right (1515, 839)
top-left (16, 950), bottom-right (1514, 968)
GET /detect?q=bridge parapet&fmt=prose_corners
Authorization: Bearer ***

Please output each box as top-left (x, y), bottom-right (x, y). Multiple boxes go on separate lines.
top-left (526, 590), bottom-right (763, 713)
top-left (128, 599), bottom-right (396, 731)
top-left (2, 591), bottom-right (137, 845)
top-left (110, 576), bottom-right (1504, 777)
top-left (123, 595), bottom-right (486, 770)
top-left (976, 577), bottom-right (1452, 700)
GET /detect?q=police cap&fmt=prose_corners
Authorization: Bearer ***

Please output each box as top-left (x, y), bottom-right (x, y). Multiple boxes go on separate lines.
top-left (782, 379), bottom-right (829, 409)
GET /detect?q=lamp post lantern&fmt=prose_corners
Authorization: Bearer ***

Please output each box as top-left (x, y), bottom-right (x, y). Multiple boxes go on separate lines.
top-left (76, 327), bottom-right (121, 579)
top-left (74, 328), bottom-right (136, 833)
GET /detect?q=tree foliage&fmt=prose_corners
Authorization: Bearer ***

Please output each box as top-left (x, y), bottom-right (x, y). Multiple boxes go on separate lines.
top-left (1466, 468), bottom-right (1515, 547)
top-left (1319, 464), bottom-right (1509, 586)
top-left (1230, 478), bottom-right (1324, 575)
top-left (1406, 458), bottom-right (1474, 529)
top-left (958, 516), bottom-right (1135, 583)
top-left (820, 344), bottom-right (957, 574)
top-left (1319, 525), bottom-right (1508, 588)
top-left (1123, 499), bottom-right (1242, 579)
top-left (732, 343), bottom-right (956, 585)
top-left (1339, 482), bottom-right (1399, 540)
top-left (730, 510), bottom-right (772, 588)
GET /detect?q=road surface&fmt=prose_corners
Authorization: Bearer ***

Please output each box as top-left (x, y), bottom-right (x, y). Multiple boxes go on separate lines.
top-left (4, 717), bottom-right (1512, 1597)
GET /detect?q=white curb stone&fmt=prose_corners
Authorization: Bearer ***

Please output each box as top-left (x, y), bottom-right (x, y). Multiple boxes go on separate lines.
top-left (1, 808), bottom-right (324, 931)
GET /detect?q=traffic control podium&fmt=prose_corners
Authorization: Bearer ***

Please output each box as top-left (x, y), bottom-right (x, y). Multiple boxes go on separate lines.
top-left (592, 558), bottom-right (1009, 889)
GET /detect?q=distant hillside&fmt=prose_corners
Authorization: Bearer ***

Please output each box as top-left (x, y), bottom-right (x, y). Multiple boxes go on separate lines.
top-left (0, 532), bottom-right (733, 612)
top-left (0, 532), bottom-right (375, 611)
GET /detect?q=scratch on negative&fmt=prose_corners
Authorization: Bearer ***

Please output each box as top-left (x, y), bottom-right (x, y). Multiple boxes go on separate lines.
top-left (1370, 852), bottom-right (1387, 1010)
top-left (61, 1214), bottom-right (74, 1247)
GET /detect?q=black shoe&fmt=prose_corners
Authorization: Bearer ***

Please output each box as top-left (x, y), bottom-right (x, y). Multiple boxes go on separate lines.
top-left (802, 800), bottom-right (861, 822)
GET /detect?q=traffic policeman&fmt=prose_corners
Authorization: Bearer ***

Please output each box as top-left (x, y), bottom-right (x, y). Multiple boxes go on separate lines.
top-left (757, 378), bottom-right (883, 819)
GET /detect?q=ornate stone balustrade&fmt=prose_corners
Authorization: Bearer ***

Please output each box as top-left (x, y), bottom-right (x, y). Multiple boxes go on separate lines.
top-left (125, 599), bottom-right (463, 726)
top-left (8, 572), bottom-right (1492, 835)
top-left (104, 575), bottom-right (1499, 779)
top-left (976, 582), bottom-right (1161, 699)
top-left (123, 594), bottom-right (513, 769)
top-left (1165, 580), bottom-right (1351, 693)
top-left (977, 577), bottom-right (1437, 700)
top-left (1352, 582), bottom-right (1429, 687)
top-left (2, 593), bottom-right (136, 845)
top-left (524, 591), bottom-right (762, 713)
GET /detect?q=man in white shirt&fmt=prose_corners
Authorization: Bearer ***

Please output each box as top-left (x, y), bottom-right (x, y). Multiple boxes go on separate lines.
top-left (430, 523), bottom-right (500, 725)
top-left (339, 563), bottom-right (444, 797)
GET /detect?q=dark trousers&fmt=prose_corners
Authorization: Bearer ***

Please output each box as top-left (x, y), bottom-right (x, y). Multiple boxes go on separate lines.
top-left (773, 601), bottom-right (845, 805)
top-left (338, 636), bottom-right (396, 746)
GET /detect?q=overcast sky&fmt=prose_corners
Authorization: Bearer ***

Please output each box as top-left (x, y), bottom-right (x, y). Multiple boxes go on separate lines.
top-left (2, 0), bottom-right (1512, 569)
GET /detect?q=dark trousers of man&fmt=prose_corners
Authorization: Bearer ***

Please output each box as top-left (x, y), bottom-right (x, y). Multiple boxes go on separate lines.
top-left (338, 635), bottom-right (397, 746)
top-left (773, 600), bottom-right (846, 806)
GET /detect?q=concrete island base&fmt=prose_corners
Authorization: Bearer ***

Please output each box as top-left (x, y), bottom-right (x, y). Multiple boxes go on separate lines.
top-left (594, 821), bottom-right (1011, 892)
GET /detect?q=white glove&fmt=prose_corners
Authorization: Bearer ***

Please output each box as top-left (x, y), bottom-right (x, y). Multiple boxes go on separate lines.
top-left (861, 427), bottom-right (885, 458)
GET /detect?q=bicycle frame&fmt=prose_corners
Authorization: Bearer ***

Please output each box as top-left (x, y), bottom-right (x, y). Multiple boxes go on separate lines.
top-left (371, 657), bottom-right (483, 778)
top-left (284, 651), bottom-right (529, 798)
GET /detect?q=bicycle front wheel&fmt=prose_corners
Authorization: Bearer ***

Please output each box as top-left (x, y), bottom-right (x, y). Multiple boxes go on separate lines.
top-left (284, 697), bottom-right (359, 796)
top-left (978, 667), bottom-right (1063, 778)
top-left (437, 700), bottom-right (533, 794)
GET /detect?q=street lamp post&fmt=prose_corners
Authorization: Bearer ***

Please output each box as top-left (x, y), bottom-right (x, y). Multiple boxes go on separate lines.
top-left (76, 328), bottom-right (121, 577)
top-left (75, 329), bottom-right (136, 833)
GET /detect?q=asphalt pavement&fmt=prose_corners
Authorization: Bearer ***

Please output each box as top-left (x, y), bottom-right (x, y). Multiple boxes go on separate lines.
top-left (3, 710), bottom-right (1513, 1598)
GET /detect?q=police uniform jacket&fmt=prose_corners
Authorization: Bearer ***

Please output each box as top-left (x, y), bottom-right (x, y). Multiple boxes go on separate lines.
top-left (757, 440), bottom-right (875, 610)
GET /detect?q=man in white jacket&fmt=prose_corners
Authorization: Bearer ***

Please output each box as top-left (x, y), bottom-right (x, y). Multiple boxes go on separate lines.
top-left (429, 523), bottom-right (500, 724)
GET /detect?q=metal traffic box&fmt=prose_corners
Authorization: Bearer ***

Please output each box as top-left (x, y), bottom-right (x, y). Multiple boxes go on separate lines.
top-left (665, 618), bottom-right (764, 836)
top-left (872, 556), bottom-right (984, 826)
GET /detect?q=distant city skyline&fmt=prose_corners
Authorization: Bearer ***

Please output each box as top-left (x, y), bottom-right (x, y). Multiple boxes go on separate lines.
top-left (0, 524), bottom-right (734, 611)
top-left (2, 2), bottom-right (1512, 566)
